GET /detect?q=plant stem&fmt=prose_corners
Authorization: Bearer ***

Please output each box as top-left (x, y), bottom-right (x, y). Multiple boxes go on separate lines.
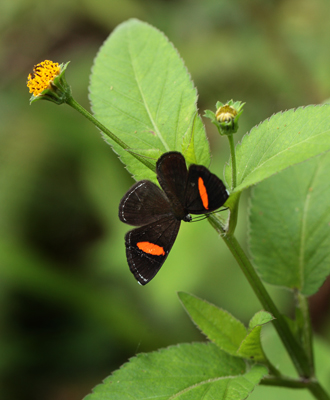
top-left (308, 382), bottom-right (330, 400)
top-left (295, 291), bottom-right (314, 375)
top-left (227, 133), bottom-right (237, 191)
top-left (261, 376), bottom-right (310, 389)
top-left (209, 214), bottom-right (312, 378)
top-left (226, 133), bottom-right (240, 235)
top-left (65, 96), bottom-right (156, 173)
top-left (226, 191), bottom-right (240, 235)
top-left (265, 361), bottom-right (281, 378)
top-left (262, 376), bottom-right (330, 399)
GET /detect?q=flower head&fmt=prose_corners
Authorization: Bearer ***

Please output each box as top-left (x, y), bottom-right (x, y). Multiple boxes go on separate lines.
top-left (27, 60), bottom-right (61, 96)
top-left (27, 60), bottom-right (71, 105)
top-left (204, 100), bottom-right (245, 135)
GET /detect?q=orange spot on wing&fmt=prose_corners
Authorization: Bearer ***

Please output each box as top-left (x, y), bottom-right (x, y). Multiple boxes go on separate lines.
top-left (137, 242), bottom-right (165, 256)
top-left (198, 177), bottom-right (209, 209)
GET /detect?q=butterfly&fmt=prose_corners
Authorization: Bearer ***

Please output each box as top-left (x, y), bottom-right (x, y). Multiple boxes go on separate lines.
top-left (118, 151), bottom-right (229, 285)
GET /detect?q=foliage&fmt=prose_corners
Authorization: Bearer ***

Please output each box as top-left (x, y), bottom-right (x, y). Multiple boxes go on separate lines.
top-left (250, 153), bottom-right (330, 296)
top-left (90, 20), bottom-right (210, 182)
top-left (4, 1), bottom-right (330, 399)
top-left (86, 343), bottom-right (267, 400)
top-left (84, 19), bottom-right (330, 399)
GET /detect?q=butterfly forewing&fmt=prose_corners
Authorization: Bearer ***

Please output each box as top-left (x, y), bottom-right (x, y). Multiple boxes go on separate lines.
top-left (119, 180), bottom-right (173, 226)
top-left (125, 217), bottom-right (181, 285)
top-left (156, 152), bottom-right (188, 219)
top-left (185, 165), bottom-right (229, 214)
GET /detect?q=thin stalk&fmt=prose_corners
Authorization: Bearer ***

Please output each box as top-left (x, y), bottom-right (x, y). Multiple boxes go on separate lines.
top-left (295, 291), bottom-right (314, 375)
top-left (262, 376), bottom-right (330, 400)
top-left (209, 214), bottom-right (312, 378)
top-left (227, 133), bottom-right (237, 191)
top-left (265, 361), bottom-right (281, 378)
top-left (308, 382), bottom-right (330, 400)
top-left (65, 96), bottom-right (156, 173)
top-left (261, 376), bottom-right (310, 389)
top-left (226, 191), bottom-right (240, 236)
top-left (226, 133), bottom-right (240, 235)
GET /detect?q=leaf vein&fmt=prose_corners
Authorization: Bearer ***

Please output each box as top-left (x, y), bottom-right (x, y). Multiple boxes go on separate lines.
top-left (128, 28), bottom-right (169, 151)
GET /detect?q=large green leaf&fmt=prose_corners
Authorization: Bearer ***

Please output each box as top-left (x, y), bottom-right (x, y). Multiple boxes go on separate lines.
top-left (178, 292), bottom-right (247, 355)
top-left (89, 19), bottom-right (210, 182)
top-left (84, 343), bottom-right (267, 400)
top-left (225, 105), bottom-right (330, 193)
top-left (249, 152), bottom-right (330, 295)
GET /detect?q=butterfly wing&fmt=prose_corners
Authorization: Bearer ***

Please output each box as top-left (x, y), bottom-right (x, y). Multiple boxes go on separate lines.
top-left (125, 216), bottom-right (181, 285)
top-left (156, 152), bottom-right (188, 219)
top-left (119, 180), bottom-right (173, 226)
top-left (185, 165), bottom-right (229, 214)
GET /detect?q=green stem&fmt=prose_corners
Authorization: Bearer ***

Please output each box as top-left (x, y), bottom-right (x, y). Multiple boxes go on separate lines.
top-left (262, 376), bottom-right (330, 399)
top-left (226, 133), bottom-right (240, 235)
top-left (295, 291), bottom-right (314, 375)
top-left (227, 133), bottom-right (237, 191)
top-left (65, 96), bottom-right (156, 173)
top-left (308, 382), bottom-right (330, 400)
top-left (261, 376), bottom-right (310, 389)
top-left (265, 361), bottom-right (281, 378)
top-left (226, 191), bottom-right (240, 236)
top-left (209, 214), bottom-right (312, 378)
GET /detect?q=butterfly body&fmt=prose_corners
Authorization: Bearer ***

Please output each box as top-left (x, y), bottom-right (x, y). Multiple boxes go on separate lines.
top-left (119, 151), bottom-right (229, 285)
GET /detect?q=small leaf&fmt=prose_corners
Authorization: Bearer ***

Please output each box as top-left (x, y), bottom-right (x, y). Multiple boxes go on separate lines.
top-left (89, 19), bottom-right (210, 181)
top-left (237, 327), bottom-right (266, 362)
top-left (237, 311), bottom-right (274, 363)
top-left (249, 311), bottom-right (274, 330)
top-left (178, 292), bottom-right (247, 355)
top-left (225, 105), bottom-right (330, 193)
top-left (249, 152), bottom-right (330, 295)
top-left (85, 343), bottom-right (267, 400)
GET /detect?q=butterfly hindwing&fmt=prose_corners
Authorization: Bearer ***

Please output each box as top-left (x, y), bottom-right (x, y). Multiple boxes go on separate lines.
top-left (119, 180), bottom-right (173, 226)
top-left (125, 217), bottom-right (181, 285)
top-left (185, 165), bottom-right (229, 214)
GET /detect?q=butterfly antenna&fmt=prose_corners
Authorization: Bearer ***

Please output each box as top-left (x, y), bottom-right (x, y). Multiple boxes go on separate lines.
top-left (191, 207), bottom-right (229, 222)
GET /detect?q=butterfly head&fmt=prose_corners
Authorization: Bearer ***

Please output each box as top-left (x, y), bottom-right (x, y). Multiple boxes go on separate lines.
top-left (183, 213), bottom-right (192, 223)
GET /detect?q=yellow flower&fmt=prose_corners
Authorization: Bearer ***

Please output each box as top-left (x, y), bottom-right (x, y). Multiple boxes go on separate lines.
top-left (27, 60), bottom-right (71, 105)
top-left (27, 60), bottom-right (61, 96)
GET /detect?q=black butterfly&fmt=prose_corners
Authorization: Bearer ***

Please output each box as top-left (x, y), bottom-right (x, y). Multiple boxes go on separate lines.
top-left (119, 151), bottom-right (229, 285)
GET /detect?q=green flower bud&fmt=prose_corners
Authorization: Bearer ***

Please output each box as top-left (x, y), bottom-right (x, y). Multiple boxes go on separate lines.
top-left (204, 100), bottom-right (245, 136)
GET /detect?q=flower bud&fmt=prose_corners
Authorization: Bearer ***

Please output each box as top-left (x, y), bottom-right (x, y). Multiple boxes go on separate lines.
top-left (204, 100), bottom-right (245, 135)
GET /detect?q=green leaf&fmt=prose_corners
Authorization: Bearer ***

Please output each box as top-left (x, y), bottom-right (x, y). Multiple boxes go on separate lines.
top-left (237, 311), bottom-right (274, 363)
top-left (248, 311), bottom-right (274, 329)
top-left (249, 152), bottom-right (330, 295)
top-left (225, 105), bottom-right (330, 193)
top-left (89, 19), bottom-right (210, 181)
top-left (178, 292), bottom-right (247, 355)
top-left (85, 343), bottom-right (267, 400)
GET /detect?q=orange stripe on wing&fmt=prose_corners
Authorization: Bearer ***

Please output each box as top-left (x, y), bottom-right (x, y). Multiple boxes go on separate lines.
top-left (198, 177), bottom-right (209, 210)
top-left (137, 241), bottom-right (165, 256)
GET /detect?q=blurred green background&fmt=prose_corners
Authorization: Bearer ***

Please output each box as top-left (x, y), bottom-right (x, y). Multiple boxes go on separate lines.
top-left (1, 0), bottom-right (330, 399)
